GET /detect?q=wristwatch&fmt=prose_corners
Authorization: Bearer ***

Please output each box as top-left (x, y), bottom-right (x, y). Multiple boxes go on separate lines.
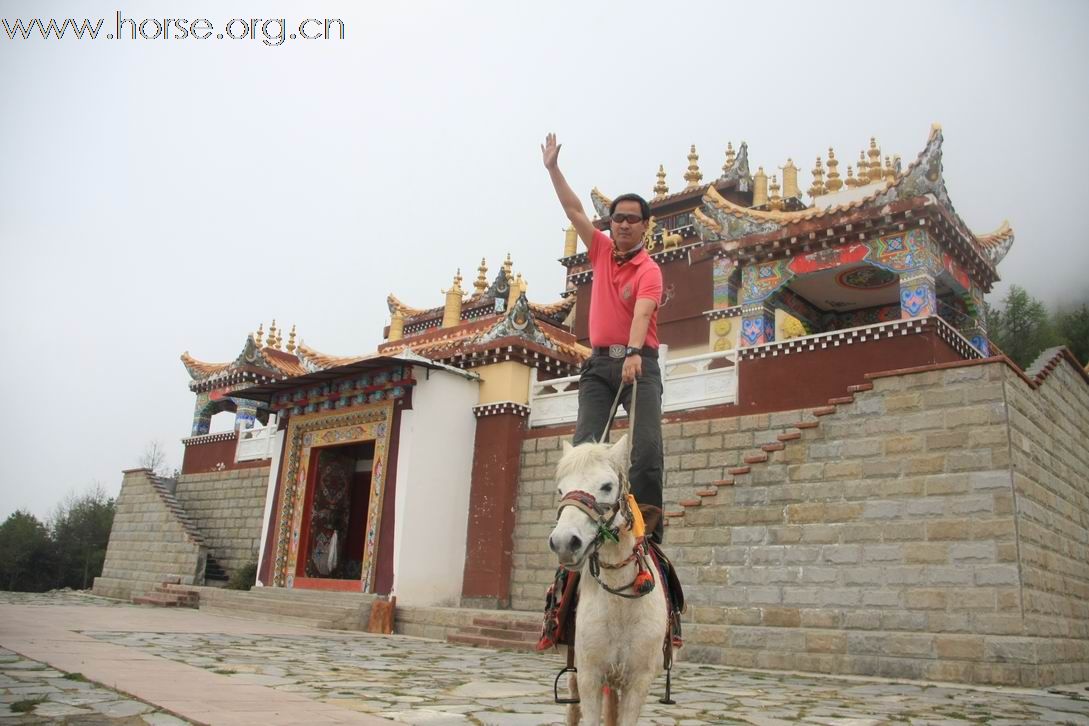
top-left (625, 346), bottom-right (641, 357)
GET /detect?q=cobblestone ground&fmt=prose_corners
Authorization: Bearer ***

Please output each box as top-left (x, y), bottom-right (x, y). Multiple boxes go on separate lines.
top-left (3, 592), bottom-right (1089, 725)
top-left (0, 648), bottom-right (191, 725)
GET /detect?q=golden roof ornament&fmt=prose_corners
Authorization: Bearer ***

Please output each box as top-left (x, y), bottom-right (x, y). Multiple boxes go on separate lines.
top-left (389, 308), bottom-right (404, 341)
top-left (653, 164), bottom-right (669, 199)
top-left (563, 226), bottom-right (578, 257)
top-left (442, 270), bottom-right (464, 329)
top-left (474, 258), bottom-right (488, 294)
top-left (781, 159), bottom-right (800, 199)
top-left (768, 174), bottom-right (783, 211)
top-left (508, 272), bottom-right (523, 309)
top-left (255, 323), bottom-right (264, 347)
top-left (753, 166), bottom-right (769, 207)
top-left (286, 324), bottom-right (297, 354)
top-left (722, 142), bottom-right (736, 174)
top-left (808, 157), bottom-right (826, 198)
top-left (825, 148), bottom-right (843, 192)
top-left (268, 320), bottom-right (278, 349)
top-left (884, 155), bottom-right (896, 183)
top-left (868, 137), bottom-right (882, 183)
top-left (845, 165), bottom-right (859, 188)
top-left (684, 144), bottom-right (703, 188)
top-left (502, 252), bottom-right (513, 281)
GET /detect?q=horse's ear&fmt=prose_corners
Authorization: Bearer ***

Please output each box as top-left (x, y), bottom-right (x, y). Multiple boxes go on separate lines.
top-left (609, 434), bottom-right (629, 470)
top-left (562, 440), bottom-right (574, 455)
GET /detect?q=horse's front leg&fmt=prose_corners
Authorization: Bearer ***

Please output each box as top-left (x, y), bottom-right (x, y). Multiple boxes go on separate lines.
top-left (576, 669), bottom-right (603, 725)
top-left (615, 673), bottom-right (656, 726)
top-left (565, 671), bottom-right (581, 726)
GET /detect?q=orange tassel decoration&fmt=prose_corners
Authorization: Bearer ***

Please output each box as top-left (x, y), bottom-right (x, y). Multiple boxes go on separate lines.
top-left (634, 568), bottom-right (654, 594)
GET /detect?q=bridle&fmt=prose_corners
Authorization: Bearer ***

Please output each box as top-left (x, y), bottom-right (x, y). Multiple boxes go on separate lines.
top-left (554, 379), bottom-right (655, 599)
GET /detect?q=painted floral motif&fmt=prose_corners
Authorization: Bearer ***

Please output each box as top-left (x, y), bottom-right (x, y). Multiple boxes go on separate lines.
top-left (900, 282), bottom-right (936, 318)
top-left (741, 316), bottom-right (767, 346)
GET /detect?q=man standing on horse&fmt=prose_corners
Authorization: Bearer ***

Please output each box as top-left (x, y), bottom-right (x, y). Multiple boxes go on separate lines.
top-left (542, 132), bottom-right (665, 544)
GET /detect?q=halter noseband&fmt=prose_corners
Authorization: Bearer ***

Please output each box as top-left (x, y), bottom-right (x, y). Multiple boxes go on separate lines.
top-left (556, 489), bottom-right (626, 546)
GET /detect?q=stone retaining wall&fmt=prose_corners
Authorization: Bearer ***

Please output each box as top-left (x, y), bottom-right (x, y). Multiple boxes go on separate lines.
top-left (93, 469), bottom-right (206, 601)
top-left (510, 358), bottom-right (1089, 686)
top-left (173, 467), bottom-right (270, 576)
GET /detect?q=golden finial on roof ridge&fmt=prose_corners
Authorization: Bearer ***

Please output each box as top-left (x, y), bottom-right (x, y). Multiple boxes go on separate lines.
top-left (563, 226), bottom-right (578, 257)
top-left (845, 165), bottom-right (858, 188)
top-left (389, 308), bottom-right (404, 341)
top-left (286, 325), bottom-right (297, 354)
top-left (753, 166), bottom-right (769, 208)
top-left (474, 258), bottom-right (488, 294)
top-left (268, 320), bottom-right (278, 349)
top-left (653, 164), bottom-right (669, 199)
top-left (723, 142), bottom-right (736, 174)
top-left (768, 174), bottom-right (783, 211)
top-left (684, 144), bottom-right (702, 188)
top-left (825, 148), bottom-right (843, 192)
top-left (781, 159), bottom-right (800, 199)
top-left (255, 323), bottom-right (265, 347)
top-left (868, 137), bottom-right (882, 180)
top-left (508, 272), bottom-right (523, 309)
top-left (808, 157), bottom-right (826, 198)
top-left (884, 155), bottom-right (896, 183)
top-left (502, 252), bottom-right (513, 280)
top-left (442, 271), bottom-right (465, 329)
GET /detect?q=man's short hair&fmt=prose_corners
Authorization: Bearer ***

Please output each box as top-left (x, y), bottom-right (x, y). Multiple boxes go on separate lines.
top-left (609, 193), bottom-right (651, 221)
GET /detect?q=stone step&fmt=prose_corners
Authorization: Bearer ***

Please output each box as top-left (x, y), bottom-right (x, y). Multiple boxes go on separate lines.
top-left (847, 383), bottom-right (874, 393)
top-left (197, 591), bottom-right (369, 621)
top-left (238, 586), bottom-right (378, 607)
top-left (200, 604), bottom-right (340, 630)
top-left (470, 616), bottom-right (540, 632)
top-left (132, 594), bottom-right (190, 607)
top-left (777, 432), bottom-right (802, 442)
top-left (446, 633), bottom-right (538, 652)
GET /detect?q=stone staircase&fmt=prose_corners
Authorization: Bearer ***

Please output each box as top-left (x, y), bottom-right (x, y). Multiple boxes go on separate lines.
top-left (132, 577), bottom-right (200, 608)
top-left (195, 586), bottom-right (378, 630)
top-left (446, 615), bottom-right (540, 652)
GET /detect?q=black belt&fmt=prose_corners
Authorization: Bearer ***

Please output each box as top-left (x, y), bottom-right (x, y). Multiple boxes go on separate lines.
top-left (591, 345), bottom-right (659, 359)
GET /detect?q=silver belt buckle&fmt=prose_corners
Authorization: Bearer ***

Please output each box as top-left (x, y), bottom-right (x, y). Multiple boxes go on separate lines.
top-left (608, 344), bottom-right (626, 359)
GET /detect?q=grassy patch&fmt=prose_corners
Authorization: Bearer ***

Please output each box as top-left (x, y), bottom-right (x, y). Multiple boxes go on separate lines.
top-left (63, 672), bottom-right (88, 681)
top-left (11, 697), bottom-right (47, 713)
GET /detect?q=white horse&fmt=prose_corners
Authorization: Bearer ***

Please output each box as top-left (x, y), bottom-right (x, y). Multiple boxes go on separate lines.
top-left (548, 434), bottom-right (669, 726)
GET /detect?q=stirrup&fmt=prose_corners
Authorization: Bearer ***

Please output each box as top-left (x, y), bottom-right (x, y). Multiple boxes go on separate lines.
top-left (658, 664), bottom-right (676, 705)
top-left (554, 666), bottom-right (580, 704)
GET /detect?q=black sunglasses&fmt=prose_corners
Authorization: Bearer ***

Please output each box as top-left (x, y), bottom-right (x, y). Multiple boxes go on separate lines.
top-left (611, 213), bottom-right (644, 224)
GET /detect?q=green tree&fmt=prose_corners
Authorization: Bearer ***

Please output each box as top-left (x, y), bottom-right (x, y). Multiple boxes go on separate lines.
top-left (988, 285), bottom-right (1063, 369)
top-left (0, 511), bottom-right (55, 592)
top-left (1055, 304), bottom-right (1089, 367)
top-left (50, 486), bottom-right (115, 590)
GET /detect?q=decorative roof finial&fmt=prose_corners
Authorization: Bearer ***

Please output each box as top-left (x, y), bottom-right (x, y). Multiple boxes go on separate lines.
top-left (722, 142), bottom-right (736, 174)
top-left (286, 324), bottom-right (297, 354)
top-left (502, 252), bottom-right (513, 281)
top-left (781, 159), bottom-right (800, 199)
top-left (563, 226), bottom-right (578, 257)
top-left (868, 137), bottom-right (882, 183)
top-left (255, 323), bottom-right (264, 347)
top-left (768, 174), bottom-right (783, 211)
top-left (389, 308), bottom-right (404, 341)
top-left (884, 155), bottom-right (896, 183)
top-left (268, 320), bottom-right (278, 349)
top-left (653, 164), bottom-right (669, 199)
top-left (845, 165), bottom-right (859, 188)
top-left (508, 272), bottom-right (523, 309)
top-left (442, 271), bottom-right (464, 329)
top-left (684, 144), bottom-right (702, 188)
top-left (753, 166), bottom-right (769, 207)
top-left (474, 258), bottom-right (488, 294)
top-left (825, 148), bottom-right (843, 192)
top-left (808, 157), bottom-right (826, 198)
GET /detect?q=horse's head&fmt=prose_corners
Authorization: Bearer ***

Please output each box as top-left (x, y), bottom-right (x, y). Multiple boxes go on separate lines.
top-left (548, 434), bottom-right (629, 570)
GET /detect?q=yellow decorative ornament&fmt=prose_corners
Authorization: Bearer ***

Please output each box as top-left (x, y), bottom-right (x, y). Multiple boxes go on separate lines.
top-left (713, 319), bottom-right (732, 336)
top-left (713, 337), bottom-right (732, 352)
top-left (782, 316), bottom-right (807, 339)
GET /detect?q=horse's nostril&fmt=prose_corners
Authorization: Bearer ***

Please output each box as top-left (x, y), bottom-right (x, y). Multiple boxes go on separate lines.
top-left (548, 535), bottom-right (559, 553)
top-left (569, 535), bottom-right (582, 552)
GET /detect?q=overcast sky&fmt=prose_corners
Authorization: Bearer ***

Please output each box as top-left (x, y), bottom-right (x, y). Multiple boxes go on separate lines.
top-left (2, 0), bottom-right (1087, 522)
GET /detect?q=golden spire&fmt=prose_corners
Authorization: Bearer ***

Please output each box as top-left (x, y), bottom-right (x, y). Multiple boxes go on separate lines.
top-left (768, 174), bottom-right (783, 211)
top-left (389, 308), bottom-right (404, 341)
top-left (653, 164), bottom-right (669, 199)
top-left (286, 324), bottom-right (297, 354)
top-left (753, 166), bottom-right (769, 207)
top-left (857, 151), bottom-right (868, 183)
top-left (868, 137), bottom-right (882, 183)
top-left (474, 258), bottom-right (488, 294)
top-left (502, 252), bottom-right (513, 281)
top-left (808, 157), bottom-right (826, 198)
top-left (563, 226), bottom-right (578, 257)
top-left (781, 159), bottom-right (800, 199)
top-left (268, 320), bottom-right (278, 349)
top-left (722, 142), bottom-right (736, 174)
top-left (884, 155), bottom-right (896, 183)
top-left (684, 144), bottom-right (703, 188)
top-left (825, 148), bottom-right (843, 192)
top-left (845, 165), bottom-right (859, 188)
top-left (508, 272), bottom-right (523, 309)
top-left (255, 323), bottom-right (265, 347)
top-left (442, 270), bottom-right (464, 328)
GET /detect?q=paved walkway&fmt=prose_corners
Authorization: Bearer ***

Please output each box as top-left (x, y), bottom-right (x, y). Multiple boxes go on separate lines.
top-left (1, 591), bottom-right (1088, 725)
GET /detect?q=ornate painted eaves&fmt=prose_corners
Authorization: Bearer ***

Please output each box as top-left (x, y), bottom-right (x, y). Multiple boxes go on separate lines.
top-left (477, 294), bottom-right (555, 351)
top-left (974, 220), bottom-right (1015, 266)
top-left (590, 187), bottom-right (612, 220)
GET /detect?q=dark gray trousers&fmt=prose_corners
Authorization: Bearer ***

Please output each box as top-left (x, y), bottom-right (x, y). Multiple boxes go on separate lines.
top-left (572, 353), bottom-right (665, 543)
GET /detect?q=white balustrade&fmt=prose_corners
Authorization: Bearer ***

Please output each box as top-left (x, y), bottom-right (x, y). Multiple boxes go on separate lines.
top-left (235, 421), bottom-right (278, 462)
top-left (527, 349), bottom-right (739, 428)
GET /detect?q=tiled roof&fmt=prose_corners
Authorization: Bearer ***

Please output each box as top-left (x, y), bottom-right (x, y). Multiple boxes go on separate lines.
top-left (295, 343), bottom-right (366, 370)
top-left (180, 352), bottom-right (230, 378)
top-left (529, 297), bottom-right (576, 318)
top-left (262, 347), bottom-right (309, 377)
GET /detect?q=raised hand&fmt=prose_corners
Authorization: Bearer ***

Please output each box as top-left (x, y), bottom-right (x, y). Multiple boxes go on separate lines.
top-left (541, 132), bottom-right (561, 170)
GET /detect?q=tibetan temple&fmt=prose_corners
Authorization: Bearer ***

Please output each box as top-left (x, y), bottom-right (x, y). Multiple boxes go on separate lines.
top-left (96, 126), bottom-right (1089, 687)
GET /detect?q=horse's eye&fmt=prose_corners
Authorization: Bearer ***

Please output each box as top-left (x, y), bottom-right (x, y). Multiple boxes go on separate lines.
top-left (601, 482), bottom-right (613, 493)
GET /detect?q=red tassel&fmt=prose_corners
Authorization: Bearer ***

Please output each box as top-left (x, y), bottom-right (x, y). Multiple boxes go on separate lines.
top-left (634, 569), bottom-right (654, 594)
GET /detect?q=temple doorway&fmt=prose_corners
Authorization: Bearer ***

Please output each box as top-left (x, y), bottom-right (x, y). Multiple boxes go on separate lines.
top-left (297, 441), bottom-right (374, 582)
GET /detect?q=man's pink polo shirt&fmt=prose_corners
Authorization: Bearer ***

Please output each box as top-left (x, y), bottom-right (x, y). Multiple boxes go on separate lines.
top-left (587, 229), bottom-right (664, 349)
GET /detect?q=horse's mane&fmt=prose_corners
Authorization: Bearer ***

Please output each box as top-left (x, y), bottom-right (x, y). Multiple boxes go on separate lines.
top-left (556, 441), bottom-right (617, 480)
